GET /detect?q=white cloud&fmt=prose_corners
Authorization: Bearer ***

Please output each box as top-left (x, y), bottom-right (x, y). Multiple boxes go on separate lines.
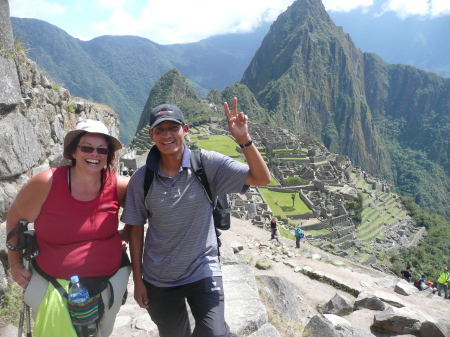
top-left (9, 0), bottom-right (66, 17)
top-left (382, 0), bottom-right (430, 19)
top-left (323, 0), bottom-right (374, 12)
top-left (95, 0), bottom-right (127, 11)
top-left (91, 0), bottom-right (293, 44)
top-left (92, 10), bottom-right (139, 36)
top-left (430, 0), bottom-right (450, 16)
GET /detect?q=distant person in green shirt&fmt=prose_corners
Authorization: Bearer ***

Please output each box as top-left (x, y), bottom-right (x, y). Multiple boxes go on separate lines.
top-left (437, 264), bottom-right (449, 299)
top-left (295, 224), bottom-right (304, 249)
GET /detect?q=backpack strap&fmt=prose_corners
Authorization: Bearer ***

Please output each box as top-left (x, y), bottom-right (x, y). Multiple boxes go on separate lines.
top-left (143, 166), bottom-right (154, 200)
top-left (190, 150), bottom-right (224, 255)
top-left (190, 150), bottom-right (214, 205)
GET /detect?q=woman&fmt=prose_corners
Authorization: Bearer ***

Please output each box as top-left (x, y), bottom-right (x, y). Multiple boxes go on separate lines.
top-left (7, 119), bottom-right (131, 337)
top-left (270, 217), bottom-right (278, 240)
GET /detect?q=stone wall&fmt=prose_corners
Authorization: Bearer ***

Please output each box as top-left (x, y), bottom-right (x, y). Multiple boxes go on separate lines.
top-left (0, 5), bottom-right (120, 222)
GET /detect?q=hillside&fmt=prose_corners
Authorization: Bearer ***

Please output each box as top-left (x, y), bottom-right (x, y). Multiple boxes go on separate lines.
top-left (11, 18), bottom-right (270, 144)
top-left (240, 0), bottom-right (450, 218)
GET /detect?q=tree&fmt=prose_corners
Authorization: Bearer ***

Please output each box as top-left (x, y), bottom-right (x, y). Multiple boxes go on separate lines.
top-left (291, 193), bottom-right (296, 206)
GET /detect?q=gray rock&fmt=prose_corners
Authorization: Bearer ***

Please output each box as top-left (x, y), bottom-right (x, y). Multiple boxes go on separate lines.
top-left (0, 0), bottom-right (15, 50)
top-left (220, 241), bottom-right (239, 265)
top-left (0, 113), bottom-right (42, 178)
top-left (394, 279), bottom-right (419, 296)
top-left (223, 264), bottom-right (268, 336)
top-left (323, 293), bottom-right (354, 316)
top-left (247, 323), bottom-right (281, 337)
top-left (0, 257), bottom-right (7, 301)
top-left (304, 314), bottom-right (342, 337)
top-left (335, 324), bottom-right (376, 337)
top-left (373, 306), bottom-right (422, 334)
top-left (354, 292), bottom-right (386, 311)
top-left (420, 318), bottom-right (450, 337)
top-left (0, 57), bottom-right (21, 112)
top-left (228, 240), bottom-right (244, 253)
top-left (256, 275), bottom-right (300, 321)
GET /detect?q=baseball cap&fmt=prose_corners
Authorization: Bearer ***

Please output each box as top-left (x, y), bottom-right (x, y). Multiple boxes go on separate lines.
top-left (63, 119), bottom-right (122, 159)
top-left (149, 104), bottom-right (185, 129)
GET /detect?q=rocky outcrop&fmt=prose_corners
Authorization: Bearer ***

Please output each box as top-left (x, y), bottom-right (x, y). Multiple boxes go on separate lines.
top-left (323, 293), bottom-right (354, 316)
top-left (0, 0), bottom-right (20, 112)
top-left (373, 306), bottom-right (422, 335)
top-left (0, 47), bottom-right (120, 222)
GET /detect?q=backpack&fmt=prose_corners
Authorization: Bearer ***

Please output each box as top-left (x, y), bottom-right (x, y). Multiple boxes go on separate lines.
top-left (414, 278), bottom-right (421, 289)
top-left (143, 150), bottom-right (231, 251)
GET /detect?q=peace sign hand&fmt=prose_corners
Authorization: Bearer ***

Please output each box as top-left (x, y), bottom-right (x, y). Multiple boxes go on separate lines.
top-left (224, 97), bottom-right (251, 145)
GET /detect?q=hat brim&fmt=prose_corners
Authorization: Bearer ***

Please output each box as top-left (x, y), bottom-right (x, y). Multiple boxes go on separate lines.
top-left (63, 129), bottom-right (122, 159)
top-left (150, 117), bottom-right (184, 129)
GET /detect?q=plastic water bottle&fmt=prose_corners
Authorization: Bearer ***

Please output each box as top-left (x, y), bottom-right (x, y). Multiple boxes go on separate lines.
top-left (68, 275), bottom-right (98, 337)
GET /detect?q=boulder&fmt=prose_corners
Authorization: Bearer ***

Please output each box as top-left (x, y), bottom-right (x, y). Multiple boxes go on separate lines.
top-left (223, 264), bottom-right (268, 336)
top-left (373, 306), bottom-right (421, 334)
top-left (394, 279), bottom-right (419, 296)
top-left (354, 292), bottom-right (386, 311)
top-left (219, 241), bottom-right (239, 265)
top-left (304, 314), bottom-right (342, 337)
top-left (420, 318), bottom-right (450, 337)
top-left (323, 293), bottom-right (354, 316)
top-left (247, 323), bottom-right (281, 337)
top-left (256, 275), bottom-right (300, 321)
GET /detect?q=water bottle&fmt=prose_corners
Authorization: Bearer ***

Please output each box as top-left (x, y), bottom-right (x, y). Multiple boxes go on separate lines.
top-left (68, 275), bottom-right (98, 337)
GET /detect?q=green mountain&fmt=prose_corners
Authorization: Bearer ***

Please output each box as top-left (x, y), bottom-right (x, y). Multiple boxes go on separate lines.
top-left (131, 69), bottom-right (220, 149)
top-left (241, 0), bottom-right (450, 218)
top-left (11, 17), bottom-right (270, 144)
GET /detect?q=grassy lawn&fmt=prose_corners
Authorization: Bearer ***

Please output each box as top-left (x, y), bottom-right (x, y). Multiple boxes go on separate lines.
top-left (268, 175), bottom-right (279, 185)
top-left (307, 229), bottom-right (331, 236)
top-left (189, 135), bottom-right (239, 157)
top-left (260, 189), bottom-right (311, 224)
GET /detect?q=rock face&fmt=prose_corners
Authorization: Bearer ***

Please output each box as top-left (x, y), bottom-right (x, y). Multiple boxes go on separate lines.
top-left (0, 0), bottom-right (20, 111)
top-left (394, 279), bottom-right (419, 296)
top-left (420, 318), bottom-right (450, 337)
top-left (0, 48), bottom-right (120, 222)
top-left (256, 275), bottom-right (300, 321)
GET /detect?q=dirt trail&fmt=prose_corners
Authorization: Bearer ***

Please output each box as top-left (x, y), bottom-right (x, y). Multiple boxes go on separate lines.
top-left (222, 218), bottom-right (450, 335)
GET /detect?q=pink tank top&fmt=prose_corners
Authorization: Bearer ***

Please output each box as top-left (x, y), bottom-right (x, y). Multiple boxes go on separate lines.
top-left (34, 166), bottom-right (122, 279)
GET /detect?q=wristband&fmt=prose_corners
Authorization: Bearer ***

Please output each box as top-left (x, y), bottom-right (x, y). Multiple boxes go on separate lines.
top-left (239, 140), bottom-right (253, 148)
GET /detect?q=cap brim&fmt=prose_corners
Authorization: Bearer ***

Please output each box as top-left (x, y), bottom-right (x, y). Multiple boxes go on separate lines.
top-left (150, 118), bottom-right (184, 129)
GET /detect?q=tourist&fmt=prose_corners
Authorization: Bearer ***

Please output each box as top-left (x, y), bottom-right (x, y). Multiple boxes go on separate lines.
top-left (295, 224), bottom-right (303, 249)
top-left (270, 217), bottom-right (278, 240)
top-left (437, 264), bottom-right (449, 299)
top-left (6, 120), bottom-right (131, 337)
top-left (122, 98), bottom-right (270, 337)
top-left (400, 265), bottom-right (412, 283)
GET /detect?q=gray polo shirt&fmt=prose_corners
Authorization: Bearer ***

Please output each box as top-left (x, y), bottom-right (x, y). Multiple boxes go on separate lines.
top-left (121, 145), bottom-right (249, 287)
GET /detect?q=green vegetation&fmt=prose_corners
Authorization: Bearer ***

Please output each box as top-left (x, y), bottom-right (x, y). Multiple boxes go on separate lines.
top-left (189, 135), bottom-right (239, 157)
top-left (283, 177), bottom-right (307, 187)
top-left (307, 229), bottom-right (331, 236)
top-left (260, 189), bottom-right (311, 224)
top-left (268, 175), bottom-right (279, 185)
top-left (388, 197), bottom-right (450, 282)
top-left (346, 195), bottom-right (363, 224)
top-left (0, 282), bottom-right (24, 327)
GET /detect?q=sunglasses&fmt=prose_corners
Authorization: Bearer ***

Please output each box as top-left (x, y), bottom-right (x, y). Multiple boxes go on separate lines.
top-left (78, 146), bottom-right (110, 155)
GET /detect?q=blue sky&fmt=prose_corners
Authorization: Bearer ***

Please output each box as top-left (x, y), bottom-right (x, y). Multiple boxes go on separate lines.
top-left (9, 0), bottom-right (450, 45)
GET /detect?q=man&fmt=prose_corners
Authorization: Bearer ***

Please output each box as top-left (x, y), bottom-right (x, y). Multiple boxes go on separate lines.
top-left (437, 264), bottom-right (449, 299)
top-left (121, 98), bottom-right (270, 337)
top-left (400, 265), bottom-right (412, 283)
